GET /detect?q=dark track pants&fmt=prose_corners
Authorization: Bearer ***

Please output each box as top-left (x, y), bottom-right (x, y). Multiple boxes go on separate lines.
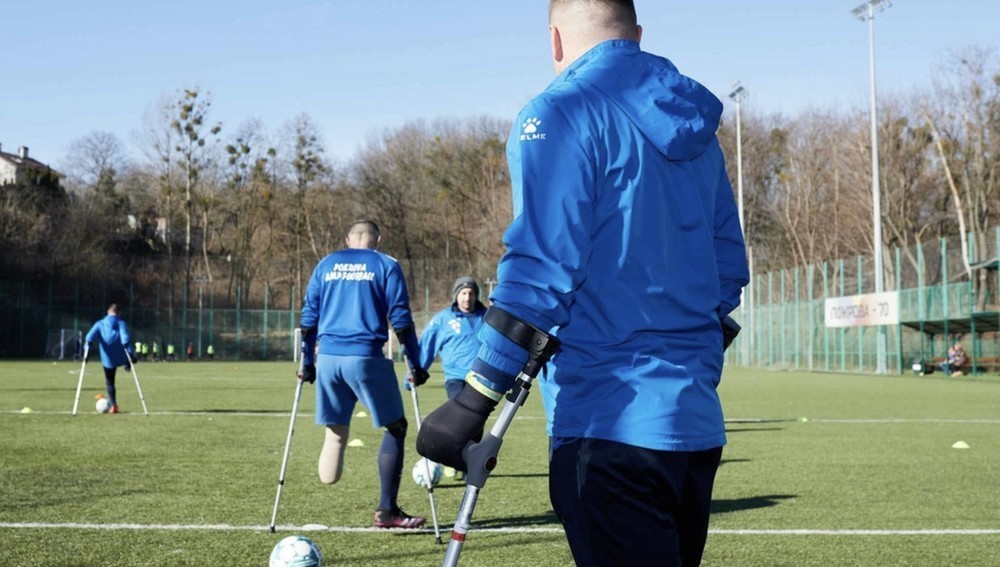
top-left (103, 366), bottom-right (117, 406)
top-left (550, 437), bottom-right (723, 567)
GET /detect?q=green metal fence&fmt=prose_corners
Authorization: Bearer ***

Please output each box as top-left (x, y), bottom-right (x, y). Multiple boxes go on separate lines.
top-left (726, 227), bottom-right (1000, 375)
top-left (4, 229), bottom-right (999, 374)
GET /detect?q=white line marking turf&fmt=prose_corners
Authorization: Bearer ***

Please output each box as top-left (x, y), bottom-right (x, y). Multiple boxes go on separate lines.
top-left (2, 522), bottom-right (999, 535)
top-left (4, 410), bottom-right (1000, 423)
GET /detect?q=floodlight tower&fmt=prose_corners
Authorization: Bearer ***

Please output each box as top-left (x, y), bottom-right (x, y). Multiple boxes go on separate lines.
top-left (852, 0), bottom-right (890, 374)
top-left (729, 82), bottom-right (751, 364)
top-left (728, 82), bottom-right (748, 243)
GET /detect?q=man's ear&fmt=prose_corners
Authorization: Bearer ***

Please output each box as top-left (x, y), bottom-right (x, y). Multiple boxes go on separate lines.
top-left (549, 25), bottom-right (563, 66)
top-left (636, 24), bottom-right (642, 43)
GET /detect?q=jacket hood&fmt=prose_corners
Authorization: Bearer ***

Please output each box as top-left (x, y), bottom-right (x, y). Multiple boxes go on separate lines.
top-left (559, 40), bottom-right (722, 161)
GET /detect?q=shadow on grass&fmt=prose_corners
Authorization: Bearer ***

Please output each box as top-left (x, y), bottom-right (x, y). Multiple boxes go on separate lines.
top-left (725, 427), bottom-right (785, 434)
top-left (173, 409), bottom-right (290, 414)
top-left (334, 533), bottom-right (567, 563)
top-left (471, 511), bottom-right (560, 529)
top-left (719, 458), bottom-right (751, 466)
top-left (711, 494), bottom-right (795, 515)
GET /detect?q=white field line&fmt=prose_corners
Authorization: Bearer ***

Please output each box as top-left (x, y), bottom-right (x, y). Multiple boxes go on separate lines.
top-left (4, 410), bottom-right (1000, 424)
top-left (2, 522), bottom-right (999, 536)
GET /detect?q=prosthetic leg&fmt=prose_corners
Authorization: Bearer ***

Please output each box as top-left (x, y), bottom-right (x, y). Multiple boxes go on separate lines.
top-left (442, 309), bottom-right (559, 567)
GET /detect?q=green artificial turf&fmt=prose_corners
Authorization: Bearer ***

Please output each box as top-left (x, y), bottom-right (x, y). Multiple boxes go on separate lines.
top-left (1, 361), bottom-right (999, 566)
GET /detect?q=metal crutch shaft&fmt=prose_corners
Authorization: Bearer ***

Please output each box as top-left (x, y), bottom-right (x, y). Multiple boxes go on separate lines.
top-left (123, 350), bottom-right (149, 416)
top-left (72, 348), bottom-right (89, 416)
top-left (270, 361), bottom-right (305, 533)
top-left (404, 354), bottom-right (443, 544)
top-left (441, 373), bottom-right (534, 567)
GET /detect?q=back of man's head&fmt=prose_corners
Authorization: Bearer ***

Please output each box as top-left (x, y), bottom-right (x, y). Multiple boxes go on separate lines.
top-left (549, 0), bottom-right (638, 39)
top-left (346, 220), bottom-right (381, 249)
top-left (107, 303), bottom-right (119, 316)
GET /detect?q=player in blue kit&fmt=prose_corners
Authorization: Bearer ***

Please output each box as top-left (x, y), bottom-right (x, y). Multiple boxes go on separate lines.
top-left (84, 303), bottom-right (134, 414)
top-left (417, 276), bottom-right (488, 400)
top-left (417, 1), bottom-right (749, 564)
top-left (299, 220), bottom-right (430, 529)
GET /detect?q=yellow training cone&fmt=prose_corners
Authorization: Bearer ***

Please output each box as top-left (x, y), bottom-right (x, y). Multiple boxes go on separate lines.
top-left (952, 441), bottom-right (971, 449)
top-left (355, 411), bottom-right (368, 418)
top-left (20, 407), bottom-right (33, 414)
top-left (347, 439), bottom-right (365, 448)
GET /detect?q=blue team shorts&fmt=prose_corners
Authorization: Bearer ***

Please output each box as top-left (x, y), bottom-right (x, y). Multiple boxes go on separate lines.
top-left (315, 354), bottom-right (404, 428)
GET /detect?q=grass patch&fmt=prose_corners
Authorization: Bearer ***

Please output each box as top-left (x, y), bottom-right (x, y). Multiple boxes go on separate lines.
top-left (1, 361), bottom-right (999, 565)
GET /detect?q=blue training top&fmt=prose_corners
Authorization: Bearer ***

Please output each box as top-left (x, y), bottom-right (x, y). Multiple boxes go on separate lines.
top-left (418, 303), bottom-right (487, 382)
top-left (477, 40), bottom-right (750, 452)
top-left (85, 315), bottom-right (132, 369)
top-left (300, 248), bottom-right (419, 361)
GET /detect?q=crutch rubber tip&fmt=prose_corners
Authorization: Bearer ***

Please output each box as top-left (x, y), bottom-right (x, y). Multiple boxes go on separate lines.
top-left (269, 526), bottom-right (276, 533)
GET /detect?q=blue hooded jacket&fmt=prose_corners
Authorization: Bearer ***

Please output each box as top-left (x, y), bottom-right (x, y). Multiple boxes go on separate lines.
top-left (85, 314), bottom-right (132, 369)
top-left (300, 248), bottom-right (419, 361)
top-left (418, 303), bottom-right (487, 382)
top-left (477, 40), bottom-right (749, 452)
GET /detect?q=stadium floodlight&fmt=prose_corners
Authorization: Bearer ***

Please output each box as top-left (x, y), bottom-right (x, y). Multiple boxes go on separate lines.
top-left (852, 0), bottom-right (891, 374)
top-left (728, 82), bottom-right (747, 238)
top-left (729, 82), bottom-right (752, 364)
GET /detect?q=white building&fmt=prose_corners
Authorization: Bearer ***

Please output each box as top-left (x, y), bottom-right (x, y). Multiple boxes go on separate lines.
top-left (0, 143), bottom-right (58, 186)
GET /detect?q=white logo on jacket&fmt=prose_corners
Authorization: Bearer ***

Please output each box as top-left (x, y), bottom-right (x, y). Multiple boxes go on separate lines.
top-left (520, 117), bottom-right (546, 142)
top-left (448, 319), bottom-right (462, 334)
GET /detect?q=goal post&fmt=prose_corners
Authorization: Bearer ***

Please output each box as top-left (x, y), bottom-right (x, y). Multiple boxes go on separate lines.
top-left (46, 329), bottom-right (82, 360)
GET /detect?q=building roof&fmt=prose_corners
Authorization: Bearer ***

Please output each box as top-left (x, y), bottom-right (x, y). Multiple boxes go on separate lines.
top-left (0, 150), bottom-right (54, 171)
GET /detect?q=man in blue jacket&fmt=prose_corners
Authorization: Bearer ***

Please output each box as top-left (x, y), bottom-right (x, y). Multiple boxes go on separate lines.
top-left (417, 1), bottom-right (749, 565)
top-left (84, 303), bottom-right (134, 414)
top-left (299, 220), bottom-right (430, 529)
top-left (417, 276), bottom-right (488, 400)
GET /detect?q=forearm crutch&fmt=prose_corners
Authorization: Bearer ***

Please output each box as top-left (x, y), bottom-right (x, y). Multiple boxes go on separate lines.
top-left (403, 354), bottom-right (443, 544)
top-left (442, 310), bottom-right (559, 567)
top-left (72, 347), bottom-right (89, 416)
top-left (123, 350), bottom-right (150, 416)
top-left (270, 360), bottom-right (305, 533)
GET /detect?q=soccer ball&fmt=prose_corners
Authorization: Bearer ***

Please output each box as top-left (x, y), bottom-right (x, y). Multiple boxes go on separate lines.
top-left (96, 398), bottom-right (112, 413)
top-left (269, 535), bottom-right (322, 567)
top-left (412, 457), bottom-right (443, 487)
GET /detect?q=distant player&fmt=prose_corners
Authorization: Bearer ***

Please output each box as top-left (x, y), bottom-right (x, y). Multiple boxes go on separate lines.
top-left (299, 220), bottom-right (430, 528)
top-left (84, 303), bottom-right (135, 414)
top-left (417, 276), bottom-right (488, 400)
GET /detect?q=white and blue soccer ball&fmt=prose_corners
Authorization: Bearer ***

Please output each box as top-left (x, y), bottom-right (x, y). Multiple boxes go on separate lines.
top-left (95, 398), bottom-right (112, 414)
top-left (269, 535), bottom-right (322, 567)
top-left (411, 457), bottom-right (443, 487)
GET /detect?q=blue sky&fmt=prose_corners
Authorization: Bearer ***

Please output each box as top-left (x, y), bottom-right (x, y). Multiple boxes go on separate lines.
top-left (2, 1), bottom-right (999, 170)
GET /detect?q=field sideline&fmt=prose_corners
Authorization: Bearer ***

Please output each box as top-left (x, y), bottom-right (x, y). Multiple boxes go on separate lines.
top-left (2, 361), bottom-right (999, 566)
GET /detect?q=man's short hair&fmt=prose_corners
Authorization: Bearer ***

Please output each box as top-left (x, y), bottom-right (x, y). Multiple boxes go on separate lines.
top-left (348, 220), bottom-right (381, 239)
top-left (107, 303), bottom-right (119, 315)
top-left (549, 0), bottom-right (637, 30)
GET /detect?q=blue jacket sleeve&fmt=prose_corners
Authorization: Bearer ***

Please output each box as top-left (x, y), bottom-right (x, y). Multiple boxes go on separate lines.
top-left (470, 99), bottom-right (597, 396)
top-left (385, 260), bottom-right (419, 361)
top-left (418, 313), bottom-right (442, 372)
top-left (119, 321), bottom-right (133, 355)
top-left (490, 99), bottom-right (597, 332)
top-left (385, 260), bottom-right (416, 332)
top-left (712, 145), bottom-right (750, 316)
top-left (300, 267), bottom-right (321, 364)
top-left (85, 323), bottom-right (99, 346)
